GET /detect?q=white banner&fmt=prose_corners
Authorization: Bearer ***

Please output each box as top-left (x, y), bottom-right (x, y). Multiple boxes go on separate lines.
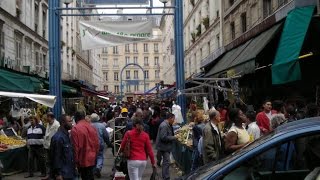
top-left (79, 20), bottom-right (153, 50)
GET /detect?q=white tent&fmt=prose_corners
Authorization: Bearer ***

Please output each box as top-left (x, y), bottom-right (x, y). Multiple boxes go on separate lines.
top-left (0, 91), bottom-right (56, 108)
top-left (97, 95), bottom-right (109, 101)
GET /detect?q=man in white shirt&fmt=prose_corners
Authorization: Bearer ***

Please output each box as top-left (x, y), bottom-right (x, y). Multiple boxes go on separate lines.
top-left (246, 111), bottom-right (260, 141)
top-left (42, 112), bottom-right (60, 180)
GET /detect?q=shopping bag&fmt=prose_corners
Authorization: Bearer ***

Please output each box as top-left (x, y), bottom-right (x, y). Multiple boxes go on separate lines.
top-left (150, 171), bottom-right (159, 180)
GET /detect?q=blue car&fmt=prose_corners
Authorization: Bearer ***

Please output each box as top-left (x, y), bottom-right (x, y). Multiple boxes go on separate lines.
top-left (181, 117), bottom-right (320, 180)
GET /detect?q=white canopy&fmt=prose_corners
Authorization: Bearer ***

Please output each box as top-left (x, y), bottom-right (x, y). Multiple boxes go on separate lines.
top-left (0, 91), bottom-right (56, 108)
top-left (97, 95), bottom-right (109, 101)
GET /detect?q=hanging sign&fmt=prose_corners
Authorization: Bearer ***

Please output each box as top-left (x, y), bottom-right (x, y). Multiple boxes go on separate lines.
top-left (82, 0), bottom-right (149, 5)
top-left (79, 20), bottom-right (153, 50)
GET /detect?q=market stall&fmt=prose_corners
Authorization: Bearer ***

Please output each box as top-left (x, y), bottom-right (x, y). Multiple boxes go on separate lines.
top-left (0, 91), bottom-right (56, 174)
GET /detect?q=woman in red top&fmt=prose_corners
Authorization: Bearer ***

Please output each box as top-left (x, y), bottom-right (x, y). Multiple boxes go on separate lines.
top-left (120, 118), bottom-right (156, 180)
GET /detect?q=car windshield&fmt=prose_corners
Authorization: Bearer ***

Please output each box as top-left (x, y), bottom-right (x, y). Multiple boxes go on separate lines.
top-left (189, 131), bottom-right (276, 179)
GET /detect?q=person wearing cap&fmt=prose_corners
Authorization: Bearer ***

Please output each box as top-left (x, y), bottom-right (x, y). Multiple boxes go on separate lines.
top-left (91, 113), bottom-right (110, 178)
top-left (120, 118), bottom-right (156, 180)
top-left (42, 112), bottom-right (60, 180)
top-left (120, 108), bottom-right (129, 118)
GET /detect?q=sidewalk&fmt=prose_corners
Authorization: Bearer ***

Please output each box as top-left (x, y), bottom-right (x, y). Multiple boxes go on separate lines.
top-left (3, 146), bottom-right (182, 180)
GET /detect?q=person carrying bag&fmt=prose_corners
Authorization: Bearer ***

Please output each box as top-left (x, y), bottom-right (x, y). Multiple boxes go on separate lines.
top-left (120, 118), bottom-right (156, 180)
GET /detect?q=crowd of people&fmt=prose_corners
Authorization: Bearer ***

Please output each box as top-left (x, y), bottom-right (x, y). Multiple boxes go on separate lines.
top-left (15, 100), bottom-right (176, 180)
top-left (190, 99), bottom-right (320, 173)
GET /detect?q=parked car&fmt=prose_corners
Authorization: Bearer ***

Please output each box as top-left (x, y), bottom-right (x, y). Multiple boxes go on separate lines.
top-left (180, 117), bottom-right (320, 180)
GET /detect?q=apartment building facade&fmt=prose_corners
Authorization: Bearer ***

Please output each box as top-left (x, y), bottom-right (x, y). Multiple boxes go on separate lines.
top-left (183, 0), bottom-right (223, 77)
top-left (0, 0), bottom-right (49, 77)
top-left (101, 28), bottom-right (163, 99)
top-left (159, 0), bottom-right (175, 85)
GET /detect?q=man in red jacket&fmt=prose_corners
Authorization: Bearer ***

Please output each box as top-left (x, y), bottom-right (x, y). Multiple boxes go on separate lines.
top-left (256, 100), bottom-right (275, 136)
top-left (71, 111), bottom-right (99, 180)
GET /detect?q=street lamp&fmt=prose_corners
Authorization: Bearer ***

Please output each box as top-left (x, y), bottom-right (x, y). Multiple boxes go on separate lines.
top-left (159, 0), bottom-right (169, 6)
top-left (61, 0), bottom-right (73, 7)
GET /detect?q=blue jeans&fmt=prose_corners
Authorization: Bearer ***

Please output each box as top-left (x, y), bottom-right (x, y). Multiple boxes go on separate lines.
top-left (96, 148), bottom-right (105, 171)
top-left (191, 149), bottom-right (203, 171)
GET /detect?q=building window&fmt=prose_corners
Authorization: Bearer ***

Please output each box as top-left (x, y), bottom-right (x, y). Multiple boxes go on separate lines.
top-left (263, 0), bottom-right (273, 18)
top-left (144, 70), bottom-right (149, 79)
top-left (133, 57), bottom-right (138, 64)
top-left (113, 46), bottom-right (118, 54)
top-left (102, 47), bottom-right (108, 53)
top-left (134, 70), bottom-right (139, 79)
top-left (208, 41), bottom-right (211, 53)
top-left (126, 70), bottom-right (130, 79)
top-left (155, 70), bottom-right (160, 79)
top-left (145, 83), bottom-right (149, 90)
top-left (154, 43), bottom-right (159, 52)
top-left (103, 58), bottom-right (108, 65)
top-left (125, 44), bottom-right (130, 53)
top-left (144, 57), bottom-right (149, 66)
top-left (0, 29), bottom-right (4, 59)
top-left (114, 72), bottom-right (119, 81)
top-left (104, 85), bottom-right (108, 91)
top-left (15, 37), bottom-right (22, 68)
top-left (125, 56), bottom-right (130, 65)
top-left (217, 34), bottom-right (220, 47)
top-left (134, 84), bottom-right (139, 91)
top-left (114, 85), bottom-right (119, 93)
top-left (241, 12), bottom-right (247, 33)
top-left (154, 57), bottom-right (159, 66)
top-left (126, 84), bottom-right (131, 93)
top-left (133, 43), bottom-right (138, 52)
top-left (103, 72), bottom-right (108, 81)
top-left (143, 43), bottom-right (148, 52)
top-left (113, 58), bottom-right (118, 67)
top-left (229, 0), bottom-right (235, 7)
top-left (230, 22), bottom-right (235, 40)
top-left (278, 0), bottom-right (288, 8)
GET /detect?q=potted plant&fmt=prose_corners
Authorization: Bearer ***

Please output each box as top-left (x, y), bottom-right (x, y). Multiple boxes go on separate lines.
top-left (72, 49), bottom-right (76, 56)
top-left (196, 24), bottom-right (201, 37)
top-left (202, 16), bottom-right (210, 30)
top-left (191, 32), bottom-right (196, 43)
top-left (190, 0), bottom-right (195, 6)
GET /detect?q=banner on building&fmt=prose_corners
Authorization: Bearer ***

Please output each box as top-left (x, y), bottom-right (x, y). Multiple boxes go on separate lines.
top-left (79, 20), bottom-right (153, 50)
top-left (82, 0), bottom-right (149, 5)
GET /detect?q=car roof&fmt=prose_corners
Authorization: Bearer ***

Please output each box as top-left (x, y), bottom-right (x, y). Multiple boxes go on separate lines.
top-left (184, 117), bottom-right (320, 180)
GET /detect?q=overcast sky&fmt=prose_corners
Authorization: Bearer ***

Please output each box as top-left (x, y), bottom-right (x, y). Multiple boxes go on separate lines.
top-left (97, 0), bottom-right (163, 14)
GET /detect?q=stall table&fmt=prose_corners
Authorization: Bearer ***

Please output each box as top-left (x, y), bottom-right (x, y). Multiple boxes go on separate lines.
top-left (172, 140), bottom-right (193, 175)
top-left (0, 146), bottom-right (28, 175)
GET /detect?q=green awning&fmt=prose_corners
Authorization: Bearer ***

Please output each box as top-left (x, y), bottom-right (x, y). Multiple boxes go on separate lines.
top-left (271, 6), bottom-right (315, 85)
top-left (205, 23), bottom-right (281, 77)
top-left (0, 69), bottom-right (42, 93)
top-left (42, 81), bottom-right (77, 94)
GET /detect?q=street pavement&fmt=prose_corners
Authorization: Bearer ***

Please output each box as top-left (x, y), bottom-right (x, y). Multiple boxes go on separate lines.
top-left (3, 145), bottom-right (182, 180)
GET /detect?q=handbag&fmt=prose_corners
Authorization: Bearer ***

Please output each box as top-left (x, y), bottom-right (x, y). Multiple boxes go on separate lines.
top-left (150, 171), bottom-right (159, 180)
top-left (123, 131), bottom-right (131, 159)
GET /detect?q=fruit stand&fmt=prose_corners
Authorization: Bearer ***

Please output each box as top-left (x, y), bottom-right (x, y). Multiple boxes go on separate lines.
top-left (173, 124), bottom-right (194, 174)
top-left (0, 135), bottom-right (28, 175)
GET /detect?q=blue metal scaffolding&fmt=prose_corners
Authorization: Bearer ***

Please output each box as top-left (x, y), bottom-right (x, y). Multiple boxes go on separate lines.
top-left (49, 0), bottom-right (186, 121)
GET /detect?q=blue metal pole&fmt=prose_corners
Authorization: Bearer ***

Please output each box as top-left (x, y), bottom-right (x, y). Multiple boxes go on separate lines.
top-left (174, 0), bottom-right (186, 122)
top-left (49, 0), bottom-right (62, 118)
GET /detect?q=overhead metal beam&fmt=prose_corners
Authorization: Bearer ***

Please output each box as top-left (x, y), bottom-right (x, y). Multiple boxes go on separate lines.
top-left (183, 93), bottom-right (209, 96)
top-left (60, 13), bottom-right (174, 16)
top-left (182, 85), bottom-right (205, 92)
top-left (56, 6), bottom-right (176, 10)
top-left (192, 76), bottom-right (242, 81)
top-left (190, 81), bottom-right (232, 92)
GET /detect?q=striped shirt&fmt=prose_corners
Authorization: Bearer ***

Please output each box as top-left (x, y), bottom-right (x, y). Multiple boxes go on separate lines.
top-left (27, 124), bottom-right (46, 146)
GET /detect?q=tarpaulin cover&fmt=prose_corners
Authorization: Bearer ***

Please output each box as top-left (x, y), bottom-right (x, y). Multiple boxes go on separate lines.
top-left (272, 6), bottom-right (315, 85)
top-left (0, 69), bottom-right (42, 93)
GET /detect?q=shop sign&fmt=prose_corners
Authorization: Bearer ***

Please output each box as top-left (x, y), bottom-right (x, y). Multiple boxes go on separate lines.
top-left (0, 56), bottom-right (16, 69)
